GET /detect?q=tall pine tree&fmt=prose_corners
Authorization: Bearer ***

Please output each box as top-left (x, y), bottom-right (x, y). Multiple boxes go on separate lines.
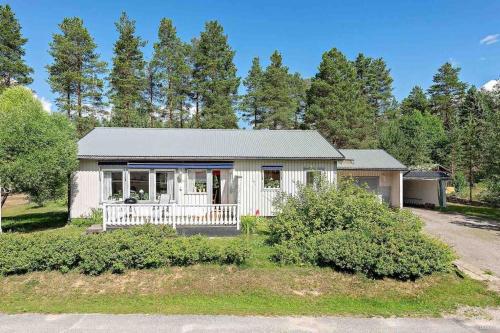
top-left (457, 87), bottom-right (486, 202)
top-left (143, 60), bottom-right (161, 127)
top-left (0, 4), bottom-right (33, 91)
top-left (428, 62), bottom-right (467, 130)
top-left (191, 21), bottom-right (239, 128)
top-left (47, 17), bottom-right (106, 136)
top-left (306, 48), bottom-right (375, 148)
top-left (109, 12), bottom-right (146, 127)
top-left (482, 83), bottom-right (500, 203)
top-left (153, 18), bottom-right (191, 127)
top-left (240, 57), bottom-right (264, 128)
top-left (400, 86), bottom-right (429, 114)
top-left (428, 62), bottom-right (467, 174)
top-left (354, 53), bottom-right (393, 117)
top-left (259, 51), bottom-right (297, 129)
top-left (290, 72), bottom-right (308, 128)
top-left (379, 110), bottom-right (446, 167)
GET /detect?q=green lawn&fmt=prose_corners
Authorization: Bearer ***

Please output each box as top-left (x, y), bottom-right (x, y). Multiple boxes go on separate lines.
top-left (0, 201), bottom-right (499, 316)
top-left (440, 203), bottom-right (500, 221)
top-left (2, 200), bottom-right (68, 233)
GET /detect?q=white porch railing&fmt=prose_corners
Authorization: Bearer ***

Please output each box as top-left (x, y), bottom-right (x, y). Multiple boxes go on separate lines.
top-left (102, 203), bottom-right (240, 231)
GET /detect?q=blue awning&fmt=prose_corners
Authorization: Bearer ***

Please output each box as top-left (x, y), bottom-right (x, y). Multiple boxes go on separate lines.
top-left (128, 162), bottom-right (234, 169)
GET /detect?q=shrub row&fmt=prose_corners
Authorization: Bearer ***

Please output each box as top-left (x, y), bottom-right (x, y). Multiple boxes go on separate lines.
top-left (269, 180), bottom-right (454, 280)
top-left (0, 225), bottom-right (250, 276)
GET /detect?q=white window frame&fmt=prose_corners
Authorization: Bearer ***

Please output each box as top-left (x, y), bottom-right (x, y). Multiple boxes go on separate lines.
top-left (154, 169), bottom-right (176, 202)
top-left (305, 169), bottom-right (324, 188)
top-left (100, 169), bottom-right (125, 203)
top-left (262, 168), bottom-right (282, 190)
top-left (186, 169), bottom-right (208, 194)
top-left (128, 169), bottom-right (151, 202)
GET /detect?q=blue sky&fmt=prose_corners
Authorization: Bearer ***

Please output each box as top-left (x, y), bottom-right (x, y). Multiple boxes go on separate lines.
top-left (4, 0), bottom-right (500, 116)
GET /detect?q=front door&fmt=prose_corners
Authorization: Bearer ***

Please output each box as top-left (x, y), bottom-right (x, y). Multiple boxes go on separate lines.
top-left (212, 170), bottom-right (221, 204)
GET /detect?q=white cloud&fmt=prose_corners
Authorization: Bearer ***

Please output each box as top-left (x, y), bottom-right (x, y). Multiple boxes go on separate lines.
top-left (482, 79), bottom-right (499, 92)
top-left (33, 93), bottom-right (52, 113)
top-left (448, 57), bottom-right (459, 67)
top-left (480, 34), bottom-right (499, 45)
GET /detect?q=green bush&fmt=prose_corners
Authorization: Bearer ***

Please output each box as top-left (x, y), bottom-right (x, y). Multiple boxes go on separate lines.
top-left (483, 175), bottom-right (500, 205)
top-left (0, 225), bottom-right (250, 276)
top-left (240, 216), bottom-right (257, 236)
top-left (269, 181), bottom-right (454, 279)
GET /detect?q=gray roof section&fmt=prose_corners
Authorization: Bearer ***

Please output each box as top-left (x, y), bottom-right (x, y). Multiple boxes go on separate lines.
top-left (404, 170), bottom-right (451, 180)
top-left (338, 149), bottom-right (407, 170)
top-left (78, 128), bottom-right (344, 160)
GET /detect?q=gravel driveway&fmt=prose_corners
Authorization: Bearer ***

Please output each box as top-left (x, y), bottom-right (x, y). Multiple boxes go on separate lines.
top-left (411, 208), bottom-right (500, 277)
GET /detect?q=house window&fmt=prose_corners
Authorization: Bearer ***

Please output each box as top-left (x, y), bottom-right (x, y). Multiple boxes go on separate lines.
top-left (156, 171), bottom-right (175, 201)
top-left (103, 171), bottom-right (123, 201)
top-left (129, 171), bottom-right (150, 200)
top-left (263, 169), bottom-right (281, 189)
top-left (187, 169), bottom-right (207, 193)
top-left (306, 170), bottom-right (322, 187)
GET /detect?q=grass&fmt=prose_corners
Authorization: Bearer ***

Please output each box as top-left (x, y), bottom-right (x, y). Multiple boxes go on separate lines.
top-left (0, 265), bottom-right (498, 316)
top-left (440, 203), bottom-right (500, 221)
top-left (0, 200), bottom-right (499, 316)
top-left (2, 200), bottom-right (68, 233)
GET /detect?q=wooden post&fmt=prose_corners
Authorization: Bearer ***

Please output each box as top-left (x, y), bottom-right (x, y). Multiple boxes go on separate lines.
top-left (102, 203), bottom-right (107, 232)
top-left (172, 204), bottom-right (176, 230)
top-left (236, 204), bottom-right (240, 230)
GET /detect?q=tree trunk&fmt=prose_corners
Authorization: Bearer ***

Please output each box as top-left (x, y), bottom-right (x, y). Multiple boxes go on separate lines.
top-left (77, 81), bottom-right (82, 136)
top-left (1, 190), bottom-right (9, 208)
top-left (469, 151), bottom-right (473, 203)
top-left (149, 79), bottom-right (154, 127)
top-left (67, 89), bottom-right (71, 119)
top-left (67, 173), bottom-right (72, 221)
top-left (254, 106), bottom-right (257, 128)
top-left (195, 94), bottom-right (200, 128)
top-left (179, 101), bottom-right (184, 128)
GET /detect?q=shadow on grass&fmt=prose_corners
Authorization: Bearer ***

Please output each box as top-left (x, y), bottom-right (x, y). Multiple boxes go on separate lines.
top-left (3, 211), bottom-right (68, 233)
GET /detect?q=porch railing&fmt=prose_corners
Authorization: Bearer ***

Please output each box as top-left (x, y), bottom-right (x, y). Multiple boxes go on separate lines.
top-left (102, 203), bottom-right (240, 231)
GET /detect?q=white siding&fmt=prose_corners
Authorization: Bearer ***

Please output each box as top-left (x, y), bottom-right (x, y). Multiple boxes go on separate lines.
top-left (70, 159), bottom-right (100, 218)
top-left (71, 159), bottom-right (337, 218)
top-left (234, 159), bottom-right (337, 216)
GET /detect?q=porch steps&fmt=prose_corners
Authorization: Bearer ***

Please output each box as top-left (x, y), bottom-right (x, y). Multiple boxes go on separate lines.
top-left (86, 224), bottom-right (104, 234)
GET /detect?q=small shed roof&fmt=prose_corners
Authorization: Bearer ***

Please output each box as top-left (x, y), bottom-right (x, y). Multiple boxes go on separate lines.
top-left (403, 170), bottom-right (451, 180)
top-left (338, 149), bottom-right (407, 171)
top-left (78, 128), bottom-right (344, 160)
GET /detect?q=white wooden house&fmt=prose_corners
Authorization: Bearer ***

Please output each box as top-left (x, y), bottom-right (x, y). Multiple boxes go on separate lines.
top-left (70, 128), bottom-right (406, 230)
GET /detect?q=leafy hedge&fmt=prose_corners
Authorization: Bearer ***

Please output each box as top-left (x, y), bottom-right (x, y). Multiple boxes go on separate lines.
top-left (269, 180), bottom-right (454, 280)
top-left (0, 225), bottom-right (250, 276)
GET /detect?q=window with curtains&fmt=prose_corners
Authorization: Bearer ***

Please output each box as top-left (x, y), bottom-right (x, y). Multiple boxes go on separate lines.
top-left (129, 171), bottom-right (150, 200)
top-left (187, 169), bottom-right (207, 193)
top-left (156, 171), bottom-right (175, 201)
top-left (102, 171), bottom-right (123, 201)
top-left (263, 169), bottom-right (281, 189)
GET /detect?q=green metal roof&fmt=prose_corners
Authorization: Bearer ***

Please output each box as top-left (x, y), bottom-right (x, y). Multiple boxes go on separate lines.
top-left (338, 149), bottom-right (407, 171)
top-left (78, 128), bottom-right (344, 160)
